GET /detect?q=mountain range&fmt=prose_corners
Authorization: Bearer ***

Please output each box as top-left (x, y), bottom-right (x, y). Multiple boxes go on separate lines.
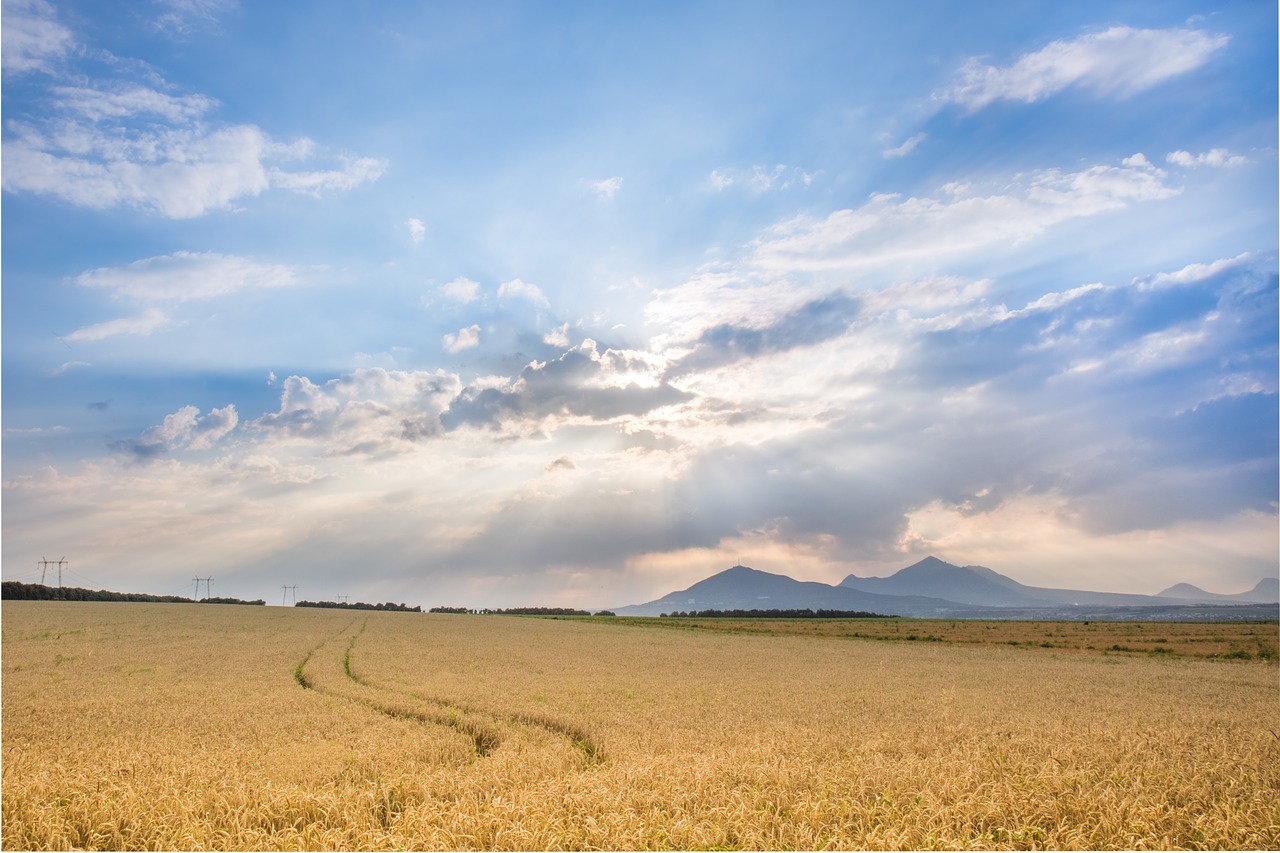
top-left (612, 557), bottom-right (1279, 619)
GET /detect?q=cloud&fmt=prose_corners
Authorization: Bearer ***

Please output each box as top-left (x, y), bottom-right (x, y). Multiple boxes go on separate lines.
top-left (65, 309), bottom-right (169, 342)
top-left (52, 84), bottom-right (217, 122)
top-left (442, 324), bottom-right (481, 354)
top-left (1, 23), bottom-right (387, 217)
top-left (75, 251), bottom-right (297, 302)
top-left (587, 176), bottom-right (623, 199)
top-left (251, 368), bottom-right (462, 454)
top-left (543, 322), bottom-right (571, 349)
top-left (883, 133), bottom-right (926, 159)
top-left (441, 340), bottom-right (691, 431)
top-left (127, 404), bottom-right (238, 458)
top-left (52, 360), bottom-right (92, 376)
top-left (750, 157), bottom-right (1177, 275)
top-left (664, 292), bottom-right (861, 378)
top-left (406, 217), bottom-right (427, 244)
top-left (941, 26), bottom-right (1229, 111)
top-left (439, 277), bottom-right (481, 303)
top-left (710, 164), bottom-right (814, 193)
top-left (1166, 148), bottom-right (1248, 168)
top-left (153, 0), bottom-right (238, 36)
top-left (497, 278), bottom-right (550, 308)
top-left (1, 0), bottom-right (74, 76)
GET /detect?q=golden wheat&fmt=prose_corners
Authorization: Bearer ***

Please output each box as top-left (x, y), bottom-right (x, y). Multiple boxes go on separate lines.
top-left (3, 601), bottom-right (1277, 850)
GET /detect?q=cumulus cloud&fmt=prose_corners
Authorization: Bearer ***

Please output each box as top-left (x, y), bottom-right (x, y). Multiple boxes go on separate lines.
top-left (406, 217), bottom-right (427, 243)
top-left (251, 368), bottom-right (462, 454)
top-left (439, 277), bottom-right (481, 303)
top-left (442, 340), bottom-right (691, 431)
top-left (941, 26), bottom-right (1229, 111)
top-left (442, 324), bottom-right (481, 354)
top-left (497, 278), bottom-right (550, 308)
top-left (127, 404), bottom-right (238, 457)
top-left (1166, 148), bottom-right (1248, 168)
top-left (75, 251), bottom-right (297, 302)
top-left (543, 322), bottom-right (571, 348)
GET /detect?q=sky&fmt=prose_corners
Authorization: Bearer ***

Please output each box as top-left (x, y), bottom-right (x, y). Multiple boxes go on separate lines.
top-left (2, 0), bottom-right (1277, 609)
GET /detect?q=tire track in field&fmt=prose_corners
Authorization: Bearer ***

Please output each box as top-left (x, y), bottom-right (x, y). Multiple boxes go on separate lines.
top-left (341, 622), bottom-right (605, 764)
top-left (293, 618), bottom-right (501, 757)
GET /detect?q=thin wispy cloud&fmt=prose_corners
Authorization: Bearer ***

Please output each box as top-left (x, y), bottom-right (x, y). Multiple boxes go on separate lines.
top-left (75, 251), bottom-right (297, 302)
top-left (883, 133), bottom-right (926, 159)
top-left (588, 177), bottom-right (623, 199)
top-left (941, 26), bottom-right (1229, 111)
top-left (1, 0), bottom-right (74, 76)
top-left (64, 309), bottom-right (169, 342)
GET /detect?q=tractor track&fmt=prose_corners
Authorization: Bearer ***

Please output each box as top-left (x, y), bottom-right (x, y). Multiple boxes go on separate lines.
top-left (294, 617), bottom-right (602, 763)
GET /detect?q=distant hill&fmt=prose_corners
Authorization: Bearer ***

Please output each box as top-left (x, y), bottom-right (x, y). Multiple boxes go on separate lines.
top-left (614, 558), bottom-right (1279, 619)
top-left (611, 565), bottom-right (975, 618)
top-left (843, 557), bottom-right (1280, 608)
top-left (1157, 577), bottom-right (1280, 604)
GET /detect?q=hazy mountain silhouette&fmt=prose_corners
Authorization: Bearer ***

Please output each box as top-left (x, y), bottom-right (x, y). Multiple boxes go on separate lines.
top-left (1157, 577), bottom-right (1280, 604)
top-left (843, 556), bottom-right (1280, 607)
top-left (614, 557), bottom-right (1279, 617)
top-left (611, 564), bottom-right (975, 617)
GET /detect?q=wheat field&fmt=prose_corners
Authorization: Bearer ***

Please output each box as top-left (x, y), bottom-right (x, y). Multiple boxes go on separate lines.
top-left (2, 601), bottom-right (1277, 850)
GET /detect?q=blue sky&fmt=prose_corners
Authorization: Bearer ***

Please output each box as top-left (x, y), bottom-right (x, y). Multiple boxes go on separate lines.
top-left (3, 0), bottom-right (1276, 608)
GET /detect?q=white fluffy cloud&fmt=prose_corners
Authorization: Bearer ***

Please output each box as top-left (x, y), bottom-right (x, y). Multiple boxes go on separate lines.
top-left (75, 251), bottom-right (297, 302)
top-left (498, 278), bottom-right (550, 308)
top-left (138, 404), bottom-right (238, 452)
top-left (942, 26), bottom-right (1229, 110)
top-left (1166, 148), bottom-right (1248, 168)
top-left (251, 368), bottom-right (462, 453)
top-left (442, 324), bottom-right (481, 354)
top-left (440, 277), bottom-right (481, 303)
top-left (406, 217), bottom-right (427, 243)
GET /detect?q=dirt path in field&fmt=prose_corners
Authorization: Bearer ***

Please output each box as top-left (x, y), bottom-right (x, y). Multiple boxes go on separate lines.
top-left (294, 618), bottom-right (602, 763)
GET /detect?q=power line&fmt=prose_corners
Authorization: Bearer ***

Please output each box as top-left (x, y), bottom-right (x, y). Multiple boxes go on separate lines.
top-left (38, 557), bottom-right (67, 588)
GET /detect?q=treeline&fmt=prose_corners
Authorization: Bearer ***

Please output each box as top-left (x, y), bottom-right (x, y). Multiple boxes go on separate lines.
top-left (295, 600), bottom-right (422, 613)
top-left (1, 582), bottom-right (264, 605)
top-left (660, 608), bottom-right (893, 619)
top-left (428, 606), bottom-right (609, 616)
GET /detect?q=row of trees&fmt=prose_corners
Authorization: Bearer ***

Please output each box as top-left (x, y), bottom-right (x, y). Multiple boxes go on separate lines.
top-left (659, 608), bottom-right (892, 619)
top-left (1, 582), bottom-right (264, 605)
top-left (429, 606), bottom-right (613, 616)
top-left (295, 600), bottom-right (422, 612)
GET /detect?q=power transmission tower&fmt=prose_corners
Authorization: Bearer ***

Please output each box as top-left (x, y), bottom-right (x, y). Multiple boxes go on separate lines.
top-left (281, 585), bottom-right (298, 605)
top-left (192, 576), bottom-right (213, 600)
top-left (39, 557), bottom-right (67, 587)
top-left (337, 594), bottom-right (349, 604)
